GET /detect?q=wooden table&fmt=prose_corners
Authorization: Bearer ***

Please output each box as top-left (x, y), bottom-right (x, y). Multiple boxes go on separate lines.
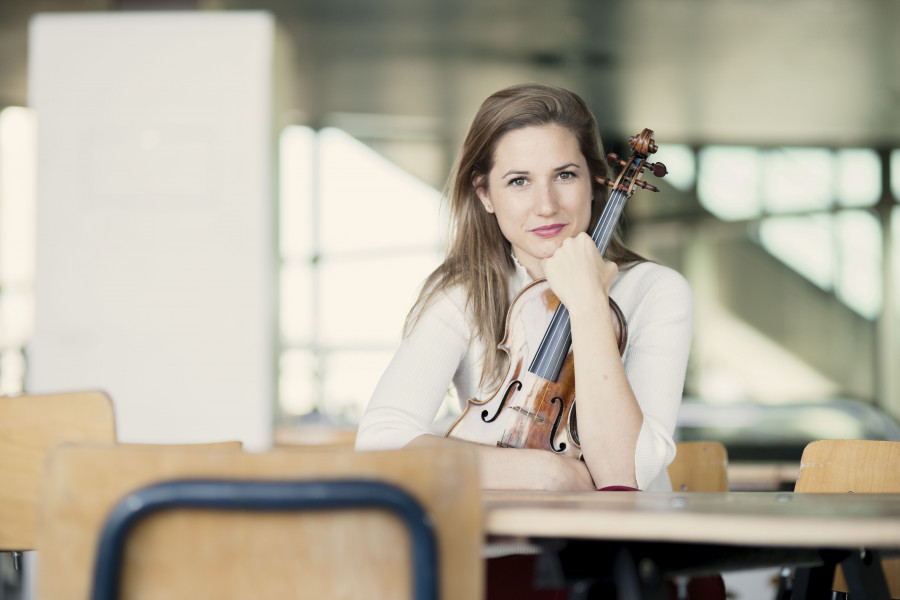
top-left (483, 491), bottom-right (900, 599)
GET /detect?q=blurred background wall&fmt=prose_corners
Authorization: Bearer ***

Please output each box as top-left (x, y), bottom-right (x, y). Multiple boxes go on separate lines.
top-left (1, 0), bottom-right (899, 462)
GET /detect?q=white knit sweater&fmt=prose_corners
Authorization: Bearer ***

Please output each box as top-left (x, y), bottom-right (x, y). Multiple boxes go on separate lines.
top-left (356, 259), bottom-right (693, 491)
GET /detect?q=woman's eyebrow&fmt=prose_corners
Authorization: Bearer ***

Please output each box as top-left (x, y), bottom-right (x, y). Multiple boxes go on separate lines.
top-left (500, 163), bottom-right (582, 178)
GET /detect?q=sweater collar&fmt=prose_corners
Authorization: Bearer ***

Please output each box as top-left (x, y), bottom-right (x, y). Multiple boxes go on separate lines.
top-left (510, 253), bottom-right (532, 296)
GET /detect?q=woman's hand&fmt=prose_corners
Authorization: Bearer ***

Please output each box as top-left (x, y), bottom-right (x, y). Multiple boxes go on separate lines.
top-left (542, 233), bottom-right (617, 319)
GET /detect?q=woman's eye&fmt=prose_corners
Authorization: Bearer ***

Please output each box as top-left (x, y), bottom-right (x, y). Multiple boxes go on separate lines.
top-left (509, 177), bottom-right (526, 187)
top-left (558, 171), bottom-right (575, 181)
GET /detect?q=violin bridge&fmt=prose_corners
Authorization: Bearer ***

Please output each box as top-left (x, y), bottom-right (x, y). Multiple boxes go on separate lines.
top-left (509, 406), bottom-right (545, 423)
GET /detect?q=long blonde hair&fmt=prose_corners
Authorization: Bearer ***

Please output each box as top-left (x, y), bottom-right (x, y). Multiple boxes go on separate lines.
top-left (406, 83), bottom-right (643, 388)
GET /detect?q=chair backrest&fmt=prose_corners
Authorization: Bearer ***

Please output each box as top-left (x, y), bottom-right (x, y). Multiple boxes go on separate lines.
top-left (120, 441), bottom-right (244, 450)
top-left (667, 441), bottom-right (729, 492)
top-left (795, 439), bottom-right (900, 493)
top-left (795, 439), bottom-right (900, 597)
top-left (273, 424), bottom-right (357, 448)
top-left (0, 390), bottom-right (116, 551)
top-left (36, 443), bottom-right (483, 600)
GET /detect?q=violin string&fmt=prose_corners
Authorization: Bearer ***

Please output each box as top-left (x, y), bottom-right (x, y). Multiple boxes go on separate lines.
top-left (498, 373), bottom-right (541, 449)
top-left (530, 188), bottom-right (626, 384)
top-left (492, 154), bottom-right (641, 452)
top-left (532, 190), bottom-right (626, 428)
top-left (509, 377), bottom-right (554, 449)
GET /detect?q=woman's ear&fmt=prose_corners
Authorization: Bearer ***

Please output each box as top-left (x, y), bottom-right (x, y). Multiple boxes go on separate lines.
top-left (472, 174), bottom-right (494, 213)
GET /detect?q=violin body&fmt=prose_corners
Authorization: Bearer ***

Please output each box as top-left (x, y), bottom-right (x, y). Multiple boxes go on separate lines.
top-left (444, 278), bottom-right (627, 460)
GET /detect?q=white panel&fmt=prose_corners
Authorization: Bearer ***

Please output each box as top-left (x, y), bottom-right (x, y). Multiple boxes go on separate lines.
top-left (28, 12), bottom-right (280, 449)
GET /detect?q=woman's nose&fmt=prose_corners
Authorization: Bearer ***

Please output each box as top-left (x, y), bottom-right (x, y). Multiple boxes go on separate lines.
top-left (535, 185), bottom-right (559, 216)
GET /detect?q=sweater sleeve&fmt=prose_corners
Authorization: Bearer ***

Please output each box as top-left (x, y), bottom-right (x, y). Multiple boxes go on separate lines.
top-left (355, 291), bottom-right (470, 451)
top-left (619, 265), bottom-right (694, 490)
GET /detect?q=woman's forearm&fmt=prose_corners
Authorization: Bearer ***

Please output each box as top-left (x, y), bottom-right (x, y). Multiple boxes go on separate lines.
top-left (539, 234), bottom-right (644, 488)
top-left (405, 433), bottom-right (596, 492)
top-left (567, 301), bottom-right (643, 489)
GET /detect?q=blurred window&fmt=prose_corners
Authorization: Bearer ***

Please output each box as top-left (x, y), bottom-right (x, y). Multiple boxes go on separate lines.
top-left (895, 206), bottom-right (900, 300)
top-left (700, 145), bottom-right (885, 320)
top-left (758, 214), bottom-right (833, 290)
top-left (834, 210), bottom-right (882, 319)
top-left (892, 149), bottom-right (900, 202)
top-left (763, 148), bottom-right (832, 213)
top-left (697, 146), bottom-right (761, 220)
top-left (278, 125), bottom-right (444, 422)
top-left (837, 148), bottom-right (880, 208)
top-left (654, 143), bottom-right (695, 192)
top-left (757, 210), bottom-right (882, 319)
top-left (0, 107), bottom-right (36, 395)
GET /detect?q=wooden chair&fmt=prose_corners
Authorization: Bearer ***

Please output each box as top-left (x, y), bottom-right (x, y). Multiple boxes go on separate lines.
top-left (664, 442), bottom-right (730, 598)
top-left (0, 390), bottom-right (116, 551)
top-left (36, 443), bottom-right (483, 600)
top-left (120, 441), bottom-right (244, 450)
top-left (794, 439), bottom-right (900, 598)
top-left (668, 441), bottom-right (729, 492)
top-left (273, 423), bottom-right (357, 448)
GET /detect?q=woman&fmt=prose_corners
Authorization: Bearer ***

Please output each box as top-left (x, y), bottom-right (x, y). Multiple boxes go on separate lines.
top-left (356, 83), bottom-right (692, 493)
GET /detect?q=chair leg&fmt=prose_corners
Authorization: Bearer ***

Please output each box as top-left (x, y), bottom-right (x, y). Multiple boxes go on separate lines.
top-left (612, 548), bottom-right (670, 600)
top-left (774, 567), bottom-right (794, 600)
top-left (793, 564), bottom-right (837, 600)
top-left (840, 550), bottom-right (890, 600)
top-left (1, 552), bottom-right (24, 600)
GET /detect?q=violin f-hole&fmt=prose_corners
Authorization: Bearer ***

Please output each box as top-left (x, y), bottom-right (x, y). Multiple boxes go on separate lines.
top-left (549, 397), bottom-right (567, 453)
top-left (482, 380), bottom-right (521, 423)
top-left (567, 403), bottom-right (580, 447)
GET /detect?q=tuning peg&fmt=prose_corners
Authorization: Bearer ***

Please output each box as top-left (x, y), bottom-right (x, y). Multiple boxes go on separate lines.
top-left (636, 180), bottom-right (660, 192)
top-left (606, 153), bottom-right (627, 168)
top-left (649, 162), bottom-right (667, 178)
top-left (595, 176), bottom-right (615, 189)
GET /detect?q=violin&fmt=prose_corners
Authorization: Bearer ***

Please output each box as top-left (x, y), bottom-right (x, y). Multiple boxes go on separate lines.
top-left (444, 128), bottom-right (667, 459)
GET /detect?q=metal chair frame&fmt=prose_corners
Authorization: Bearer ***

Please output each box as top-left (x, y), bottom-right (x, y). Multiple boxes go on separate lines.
top-left (90, 478), bottom-right (438, 600)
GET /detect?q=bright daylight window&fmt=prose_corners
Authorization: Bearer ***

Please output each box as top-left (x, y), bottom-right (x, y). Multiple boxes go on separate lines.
top-left (653, 144), bottom-right (695, 192)
top-left (697, 146), bottom-right (762, 221)
top-left (763, 148), bottom-right (832, 213)
top-left (699, 146), bottom-right (883, 319)
top-left (892, 150), bottom-right (900, 203)
top-left (894, 149), bottom-right (900, 306)
top-left (279, 126), bottom-right (444, 423)
top-left (0, 107), bottom-right (37, 395)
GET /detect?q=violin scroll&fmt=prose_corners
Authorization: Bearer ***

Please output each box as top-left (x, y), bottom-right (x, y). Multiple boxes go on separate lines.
top-left (628, 128), bottom-right (657, 155)
top-left (594, 128), bottom-right (667, 195)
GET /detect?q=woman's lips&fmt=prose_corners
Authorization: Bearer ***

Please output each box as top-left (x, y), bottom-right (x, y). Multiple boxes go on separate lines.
top-left (530, 224), bottom-right (566, 238)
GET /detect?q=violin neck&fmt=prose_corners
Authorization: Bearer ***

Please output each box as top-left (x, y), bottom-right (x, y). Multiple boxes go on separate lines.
top-left (590, 188), bottom-right (628, 257)
top-left (527, 188), bottom-right (629, 382)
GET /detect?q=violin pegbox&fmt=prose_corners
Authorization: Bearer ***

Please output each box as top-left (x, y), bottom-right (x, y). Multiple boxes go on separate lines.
top-left (595, 128), bottom-right (667, 195)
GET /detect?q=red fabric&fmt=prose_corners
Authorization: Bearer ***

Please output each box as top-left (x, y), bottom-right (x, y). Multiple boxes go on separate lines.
top-left (486, 554), bottom-right (726, 600)
top-left (597, 485), bottom-right (640, 491)
top-left (486, 555), bottom-right (567, 600)
top-left (681, 575), bottom-right (727, 600)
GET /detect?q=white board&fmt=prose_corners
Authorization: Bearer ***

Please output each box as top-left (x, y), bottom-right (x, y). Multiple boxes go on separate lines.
top-left (28, 12), bottom-right (284, 450)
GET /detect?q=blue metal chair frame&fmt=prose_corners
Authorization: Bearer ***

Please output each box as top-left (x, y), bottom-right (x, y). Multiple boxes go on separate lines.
top-left (90, 479), bottom-right (439, 600)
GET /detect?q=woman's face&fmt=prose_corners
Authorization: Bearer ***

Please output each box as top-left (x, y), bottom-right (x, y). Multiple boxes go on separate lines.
top-left (475, 124), bottom-right (593, 279)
